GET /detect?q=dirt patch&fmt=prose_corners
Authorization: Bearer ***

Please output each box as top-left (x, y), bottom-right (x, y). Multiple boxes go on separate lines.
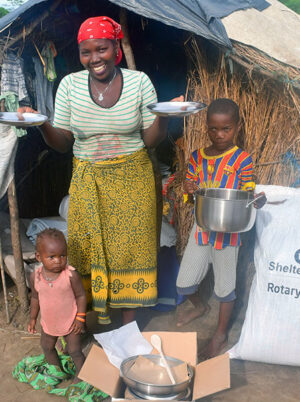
top-left (1, 276), bottom-right (300, 402)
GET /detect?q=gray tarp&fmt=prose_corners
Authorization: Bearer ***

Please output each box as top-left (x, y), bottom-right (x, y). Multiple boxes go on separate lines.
top-left (108, 0), bottom-right (269, 47)
top-left (0, 0), bottom-right (269, 48)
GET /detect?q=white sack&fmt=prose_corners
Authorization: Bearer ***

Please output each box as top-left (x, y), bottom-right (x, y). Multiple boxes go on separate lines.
top-left (59, 195), bottom-right (69, 221)
top-left (26, 216), bottom-right (67, 244)
top-left (229, 185), bottom-right (300, 366)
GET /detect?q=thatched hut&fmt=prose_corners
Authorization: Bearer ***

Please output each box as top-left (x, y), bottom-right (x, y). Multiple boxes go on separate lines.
top-left (0, 0), bottom-right (299, 302)
top-left (1, 0), bottom-right (299, 220)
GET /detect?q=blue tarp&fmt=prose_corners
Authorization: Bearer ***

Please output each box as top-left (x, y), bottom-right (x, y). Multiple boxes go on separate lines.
top-left (0, 0), bottom-right (270, 48)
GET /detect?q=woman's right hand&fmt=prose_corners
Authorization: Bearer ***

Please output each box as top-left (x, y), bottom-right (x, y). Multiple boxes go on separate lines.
top-left (17, 106), bottom-right (38, 121)
top-left (17, 107), bottom-right (74, 152)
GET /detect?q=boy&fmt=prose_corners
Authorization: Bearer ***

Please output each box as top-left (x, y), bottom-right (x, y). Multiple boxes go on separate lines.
top-left (176, 98), bottom-right (265, 358)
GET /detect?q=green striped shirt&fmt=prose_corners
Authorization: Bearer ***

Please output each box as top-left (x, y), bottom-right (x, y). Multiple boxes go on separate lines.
top-left (53, 68), bottom-right (157, 161)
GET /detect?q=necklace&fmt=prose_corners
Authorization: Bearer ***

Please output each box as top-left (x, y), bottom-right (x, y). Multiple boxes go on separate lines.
top-left (91, 69), bottom-right (117, 102)
top-left (42, 268), bottom-right (58, 287)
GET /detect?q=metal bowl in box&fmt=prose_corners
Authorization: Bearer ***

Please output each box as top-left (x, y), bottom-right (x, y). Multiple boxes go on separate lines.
top-left (194, 188), bottom-right (256, 233)
top-left (126, 386), bottom-right (192, 400)
top-left (120, 354), bottom-right (193, 396)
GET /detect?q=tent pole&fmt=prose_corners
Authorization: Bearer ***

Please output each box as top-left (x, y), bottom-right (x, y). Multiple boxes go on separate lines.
top-left (7, 179), bottom-right (29, 313)
top-left (120, 8), bottom-right (136, 70)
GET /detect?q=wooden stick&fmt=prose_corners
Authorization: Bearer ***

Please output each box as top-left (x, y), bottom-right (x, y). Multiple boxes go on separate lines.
top-left (21, 336), bottom-right (40, 340)
top-left (0, 238), bottom-right (10, 324)
top-left (255, 159), bottom-right (300, 167)
top-left (7, 179), bottom-right (29, 313)
top-left (0, 100), bottom-right (10, 324)
top-left (119, 8), bottom-right (136, 70)
top-left (32, 40), bottom-right (46, 73)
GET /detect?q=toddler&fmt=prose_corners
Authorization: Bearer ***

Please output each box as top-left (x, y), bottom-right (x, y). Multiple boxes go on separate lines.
top-left (28, 228), bottom-right (87, 382)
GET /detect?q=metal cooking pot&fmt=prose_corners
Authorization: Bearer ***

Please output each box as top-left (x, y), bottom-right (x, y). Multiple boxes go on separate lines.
top-left (120, 354), bottom-right (193, 396)
top-left (194, 188), bottom-right (257, 233)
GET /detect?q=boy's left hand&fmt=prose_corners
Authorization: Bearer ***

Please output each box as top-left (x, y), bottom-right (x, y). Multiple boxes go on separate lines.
top-left (70, 318), bottom-right (85, 335)
top-left (254, 192), bottom-right (267, 209)
top-left (170, 95), bottom-right (184, 103)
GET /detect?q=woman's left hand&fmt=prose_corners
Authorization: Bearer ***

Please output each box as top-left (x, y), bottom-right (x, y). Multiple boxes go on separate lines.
top-left (254, 192), bottom-right (267, 209)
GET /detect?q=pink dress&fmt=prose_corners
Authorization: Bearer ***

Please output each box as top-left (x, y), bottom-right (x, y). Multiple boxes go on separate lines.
top-left (34, 265), bottom-right (77, 336)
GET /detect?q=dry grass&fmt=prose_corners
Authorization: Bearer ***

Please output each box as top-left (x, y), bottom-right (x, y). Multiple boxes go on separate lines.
top-left (174, 38), bottom-right (300, 255)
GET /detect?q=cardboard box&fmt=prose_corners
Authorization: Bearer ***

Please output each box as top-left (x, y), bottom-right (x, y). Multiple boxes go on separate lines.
top-left (79, 331), bottom-right (230, 400)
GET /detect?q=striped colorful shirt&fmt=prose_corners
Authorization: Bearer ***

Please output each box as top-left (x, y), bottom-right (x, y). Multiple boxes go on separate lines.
top-left (187, 146), bottom-right (254, 249)
top-left (53, 68), bottom-right (157, 161)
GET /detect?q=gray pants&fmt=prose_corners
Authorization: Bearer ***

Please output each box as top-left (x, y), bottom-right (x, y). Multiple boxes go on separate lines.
top-left (176, 224), bottom-right (239, 301)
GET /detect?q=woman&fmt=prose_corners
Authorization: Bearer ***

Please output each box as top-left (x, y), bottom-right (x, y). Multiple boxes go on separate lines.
top-left (19, 16), bottom-right (183, 325)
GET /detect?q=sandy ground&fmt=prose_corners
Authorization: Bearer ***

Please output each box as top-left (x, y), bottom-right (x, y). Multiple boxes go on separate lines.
top-left (1, 300), bottom-right (300, 402)
top-left (1, 231), bottom-right (300, 401)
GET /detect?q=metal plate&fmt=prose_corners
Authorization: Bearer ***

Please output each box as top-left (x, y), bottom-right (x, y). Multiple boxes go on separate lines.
top-left (0, 112), bottom-right (48, 127)
top-left (147, 101), bottom-right (206, 117)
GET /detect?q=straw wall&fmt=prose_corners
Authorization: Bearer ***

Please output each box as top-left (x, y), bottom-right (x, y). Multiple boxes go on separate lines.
top-left (174, 38), bottom-right (300, 255)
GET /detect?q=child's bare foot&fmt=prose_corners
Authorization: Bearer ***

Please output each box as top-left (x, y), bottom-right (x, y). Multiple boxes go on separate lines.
top-left (176, 304), bottom-right (210, 327)
top-left (199, 332), bottom-right (228, 360)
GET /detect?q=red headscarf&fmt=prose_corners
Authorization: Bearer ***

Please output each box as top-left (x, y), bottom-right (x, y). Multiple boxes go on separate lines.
top-left (77, 16), bottom-right (124, 65)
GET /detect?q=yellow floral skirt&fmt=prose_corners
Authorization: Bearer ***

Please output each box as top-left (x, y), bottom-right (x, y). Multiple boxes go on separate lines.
top-left (68, 148), bottom-right (157, 324)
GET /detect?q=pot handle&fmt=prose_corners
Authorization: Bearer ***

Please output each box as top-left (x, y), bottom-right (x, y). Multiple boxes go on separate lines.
top-left (246, 193), bottom-right (264, 208)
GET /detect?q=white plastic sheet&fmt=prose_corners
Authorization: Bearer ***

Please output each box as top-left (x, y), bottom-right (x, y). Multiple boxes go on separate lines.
top-left (94, 321), bottom-right (153, 368)
top-left (0, 124), bottom-right (17, 199)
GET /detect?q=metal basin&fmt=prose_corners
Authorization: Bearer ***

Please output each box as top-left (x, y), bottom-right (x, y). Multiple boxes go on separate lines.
top-left (120, 354), bottom-right (193, 396)
top-left (194, 188), bottom-right (256, 233)
top-left (126, 386), bottom-right (192, 400)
